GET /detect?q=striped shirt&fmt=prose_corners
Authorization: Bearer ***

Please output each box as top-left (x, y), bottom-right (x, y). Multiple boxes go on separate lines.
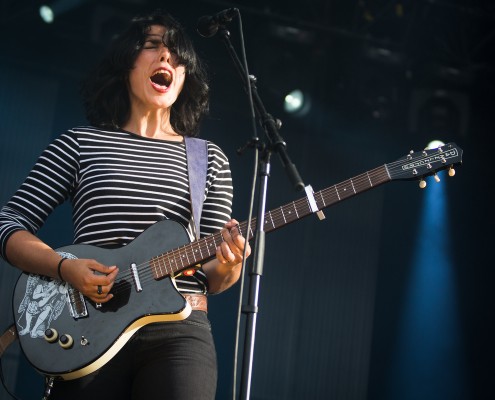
top-left (0, 126), bottom-right (234, 293)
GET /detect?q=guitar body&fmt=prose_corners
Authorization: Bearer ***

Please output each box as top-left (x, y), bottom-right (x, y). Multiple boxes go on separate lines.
top-left (12, 220), bottom-right (192, 380)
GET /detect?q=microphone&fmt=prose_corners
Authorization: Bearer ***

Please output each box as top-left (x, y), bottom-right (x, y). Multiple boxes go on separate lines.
top-left (196, 8), bottom-right (238, 38)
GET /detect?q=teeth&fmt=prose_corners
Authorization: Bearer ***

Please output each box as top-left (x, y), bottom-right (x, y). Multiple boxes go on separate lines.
top-left (152, 69), bottom-right (171, 77)
top-left (151, 70), bottom-right (173, 87)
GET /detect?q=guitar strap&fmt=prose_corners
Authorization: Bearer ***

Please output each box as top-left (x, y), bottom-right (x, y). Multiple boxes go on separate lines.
top-left (0, 324), bottom-right (17, 359)
top-left (184, 136), bottom-right (208, 240)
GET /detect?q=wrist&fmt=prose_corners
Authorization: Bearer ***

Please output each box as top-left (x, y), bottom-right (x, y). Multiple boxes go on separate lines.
top-left (57, 257), bottom-right (68, 282)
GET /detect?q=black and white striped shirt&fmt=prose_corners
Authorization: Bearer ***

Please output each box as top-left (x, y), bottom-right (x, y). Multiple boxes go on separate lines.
top-left (0, 126), bottom-right (233, 293)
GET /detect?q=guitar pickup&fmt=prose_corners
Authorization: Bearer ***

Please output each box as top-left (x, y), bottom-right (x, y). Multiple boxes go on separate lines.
top-left (131, 263), bottom-right (143, 292)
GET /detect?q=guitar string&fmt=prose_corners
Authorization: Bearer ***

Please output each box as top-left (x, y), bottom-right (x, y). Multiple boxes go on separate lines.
top-left (96, 150), bottom-right (454, 297)
top-left (106, 165), bottom-right (389, 296)
top-left (105, 165), bottom-right (399, 293)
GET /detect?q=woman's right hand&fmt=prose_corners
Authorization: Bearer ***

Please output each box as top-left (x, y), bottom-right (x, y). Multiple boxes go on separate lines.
top-left (59, 258), bottom-right (119, 303)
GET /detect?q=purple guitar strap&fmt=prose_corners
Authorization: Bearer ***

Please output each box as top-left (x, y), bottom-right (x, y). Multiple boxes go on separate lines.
top-left (184, 136), bottom-right (208, 240)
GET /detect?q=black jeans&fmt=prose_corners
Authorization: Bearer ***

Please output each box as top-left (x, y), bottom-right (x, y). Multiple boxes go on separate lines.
top-left (49, 311), bottom-right (217, 400)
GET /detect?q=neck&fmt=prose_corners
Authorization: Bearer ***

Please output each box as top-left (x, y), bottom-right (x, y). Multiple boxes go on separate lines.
top-left (123, 109), bottom-right (182, 141)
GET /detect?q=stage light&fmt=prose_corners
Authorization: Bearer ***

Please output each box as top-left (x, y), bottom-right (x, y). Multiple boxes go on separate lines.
top-left (284, 89), bottom-right (311, 116)
top-left (39, 0), bottom-right (86, 24)
top-left (39, 5), bottom-right (54, 23)
top-left (426, 140), bottom-right (445, 150)
top-left (385, 170), bottom-right (467, 399)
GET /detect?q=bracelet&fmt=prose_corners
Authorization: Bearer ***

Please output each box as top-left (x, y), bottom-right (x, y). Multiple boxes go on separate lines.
top-left (57, 257), bottom-right (67, 282)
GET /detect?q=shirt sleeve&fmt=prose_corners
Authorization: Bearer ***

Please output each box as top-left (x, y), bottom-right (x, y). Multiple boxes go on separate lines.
top-left (0, 131), bottom-right (80, 262)
top-left (199, 141), bottom-right (234, 237)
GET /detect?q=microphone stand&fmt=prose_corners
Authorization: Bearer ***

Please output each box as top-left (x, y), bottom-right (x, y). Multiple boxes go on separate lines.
top-left (216, 27), bottom-right (305, 400)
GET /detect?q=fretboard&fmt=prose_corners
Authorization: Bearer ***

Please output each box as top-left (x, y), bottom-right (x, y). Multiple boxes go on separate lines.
top-left (150, 164), bottom-right (391, 280)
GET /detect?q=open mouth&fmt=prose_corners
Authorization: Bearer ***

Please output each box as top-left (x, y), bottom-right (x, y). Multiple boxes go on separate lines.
top-left (150, 69), bottom-right (173, 88)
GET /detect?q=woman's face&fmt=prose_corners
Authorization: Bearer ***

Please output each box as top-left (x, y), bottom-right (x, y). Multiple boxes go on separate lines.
top-left (127, 25), bottom-right (186, 112)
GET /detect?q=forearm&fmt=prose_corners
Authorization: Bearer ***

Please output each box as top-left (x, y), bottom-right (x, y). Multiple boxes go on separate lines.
top-left (6, 229), bottom-right (119, 303)
top-left (5, 230), bottom-right (62, 279)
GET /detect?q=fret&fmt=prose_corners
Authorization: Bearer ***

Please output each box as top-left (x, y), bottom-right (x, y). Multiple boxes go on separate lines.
top-left (150, 257), bottom-right (159, 279)
top-left (319, 190), bottom-right (326, 207)
top-left (158, 256), bottom-right (167, 277)
top-left (350, 178), bottom-right (356, 194)
top-left (280, 206), bottom-right (287, 224)
top-left (195, 241), bottom-right (204, 260)
top-left (154, 255), bottom-right (167, 279)
top-left (292, 201), bottom-right (299, 219)
top-left (157, 256), bottom-right (166, 278)
top-left (285, 202), bottom-right (299, 223)
top-left (247, 224), bottom-right (255, 240)
top-left (352, 174), bottom-right (369, 192)
top-left (334, 185), bottom-right (340, 201)
top-left (267, 210), bottom-right (275, 229)
top-left (366, 171), bottom-right (373, 187)
top-left (180, 248), bottom-right (189, 266)
top-left (206, 235), bottom-right (216, 252)
top-left (335, 182), bottom-right (352, 200)
top-left (172, 251), bottom-right (181, 273)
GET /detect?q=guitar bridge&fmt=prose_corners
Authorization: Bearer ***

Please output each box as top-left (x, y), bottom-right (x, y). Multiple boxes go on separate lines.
top-left (66, 285), bottom-right (88, 319)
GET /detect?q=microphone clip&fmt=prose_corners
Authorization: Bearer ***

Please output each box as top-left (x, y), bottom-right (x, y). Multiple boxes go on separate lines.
top-left (197, 8), bottom-right (239, 38)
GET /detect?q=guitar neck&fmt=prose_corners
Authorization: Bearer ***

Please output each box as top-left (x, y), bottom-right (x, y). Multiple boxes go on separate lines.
top-left (151, 165), bottom-right (390, 279)
top-left (249, 164), bottom-right (391, 236)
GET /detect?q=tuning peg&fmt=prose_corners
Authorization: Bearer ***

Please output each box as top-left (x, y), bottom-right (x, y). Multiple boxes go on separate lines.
top-left (419, 179), bottom-right (427, 189)
top-left (448, 166), bottom-right (455, 177)
top-left (434, 174), bottom-right (440, 183)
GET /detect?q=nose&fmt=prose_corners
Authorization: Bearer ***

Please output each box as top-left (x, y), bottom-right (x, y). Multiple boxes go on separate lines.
top-left (159, 47), bottom-right (171, 64)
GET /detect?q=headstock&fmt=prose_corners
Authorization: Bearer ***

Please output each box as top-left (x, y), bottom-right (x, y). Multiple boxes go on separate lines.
top-left (387, 142), bottom-right (462, 187)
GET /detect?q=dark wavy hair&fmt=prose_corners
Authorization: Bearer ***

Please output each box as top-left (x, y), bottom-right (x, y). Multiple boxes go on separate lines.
top-left (81, 10), bottom-right (209, 137)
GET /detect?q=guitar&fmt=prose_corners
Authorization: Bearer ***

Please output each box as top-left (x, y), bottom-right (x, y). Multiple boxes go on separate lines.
top-left (12, 143), bottom-right (462, 380)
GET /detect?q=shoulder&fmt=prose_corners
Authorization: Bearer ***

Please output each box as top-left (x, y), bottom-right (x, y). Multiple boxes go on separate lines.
top-left (205, 140), bottom-right (229, 164)
top-left (185, 136), bottom-right (229, 164)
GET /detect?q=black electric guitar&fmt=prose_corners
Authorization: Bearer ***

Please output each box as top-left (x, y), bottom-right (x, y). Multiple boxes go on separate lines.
top-left (12, 143), bottom-right (462, 380)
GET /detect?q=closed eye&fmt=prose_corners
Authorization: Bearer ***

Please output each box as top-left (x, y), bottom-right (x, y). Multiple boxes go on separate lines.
top-left (142, 39), bottom-right (162, 49)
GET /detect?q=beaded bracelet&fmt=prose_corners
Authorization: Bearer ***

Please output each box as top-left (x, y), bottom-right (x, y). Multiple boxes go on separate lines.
top-left (57, 257), bottom-right (67, 282)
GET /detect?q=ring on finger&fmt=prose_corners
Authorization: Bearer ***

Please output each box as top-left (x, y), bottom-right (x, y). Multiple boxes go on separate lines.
top-left (97, 285), bottom-right (103, 295)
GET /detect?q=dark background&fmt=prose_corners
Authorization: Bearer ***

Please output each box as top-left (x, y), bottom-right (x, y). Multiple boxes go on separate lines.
top-left (0, 1), bottom-right (493, 399)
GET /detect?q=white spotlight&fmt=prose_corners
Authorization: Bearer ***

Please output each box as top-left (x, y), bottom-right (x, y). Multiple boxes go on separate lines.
top-left (426, 140), bottom-right (446, 150)
top-left (39, 5), bottom-right (55, 24)
top-left (39, 0), bottom-right (86, 24)
top-left (284, 89), bottom-right (310, 116)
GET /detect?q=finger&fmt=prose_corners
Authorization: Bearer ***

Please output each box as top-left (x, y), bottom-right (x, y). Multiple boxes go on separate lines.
top-left (93, 266), bottom-right (119, 286)
top-left (219, 241), bottom-right (245, 264)
top-left (222, 226), bottom-right (243, 254)
top-left (91, 283), bottom-right (114, 301)
top-left (91, 262), bottom-right (118, 275)
top-left (230, 226), bottom-right (246, 249)
top-left (89, 293), bottom-right (113, 304)
top-left (216, 244), bottom-right (237, 264)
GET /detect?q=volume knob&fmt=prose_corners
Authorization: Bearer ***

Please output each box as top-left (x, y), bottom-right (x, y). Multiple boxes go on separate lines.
top-left (59, 334), bottom-right (74, 349)
top-left (44, 328), bottom-right (58, 343)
